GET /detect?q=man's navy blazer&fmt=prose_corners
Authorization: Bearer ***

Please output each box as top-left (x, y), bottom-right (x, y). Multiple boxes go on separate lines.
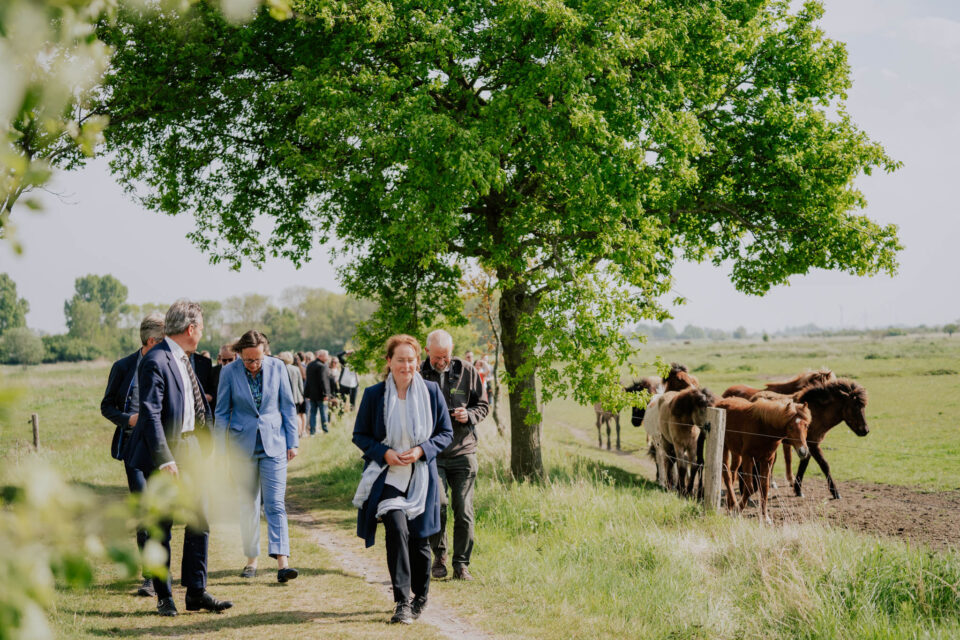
top-left (124, 340), bottom-right (212, 473)
top-left (100, 350), bottom-right (140, 429)
top-left (352, 380), bottom-right (453, 548)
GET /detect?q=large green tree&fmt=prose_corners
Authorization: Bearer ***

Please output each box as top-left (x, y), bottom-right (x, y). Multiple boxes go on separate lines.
top-left (97, 0), bottom-right (901, 479)
top-left (64, 274), bottom-right (129, 336)
top-left (0, 273), bottom-right (29, 336)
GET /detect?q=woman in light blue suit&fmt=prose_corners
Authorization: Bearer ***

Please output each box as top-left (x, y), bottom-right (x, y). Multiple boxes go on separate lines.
top-left (214, 330), bottom-right (300, 583)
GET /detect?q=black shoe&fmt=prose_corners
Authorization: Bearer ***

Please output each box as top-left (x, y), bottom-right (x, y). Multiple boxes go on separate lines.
top-left (184, 591), bottom-right (233, 613)
top-left (277, 567), bottom-right (298, 583)
top-left (157, 598), bottom-right (178, 617)
top-left (411, 595), bottom-right (428, 620)
top-left (390, 601), bottom-right (413, 624)
top-left (239, 565), bottom-right (257, 579)
top-left (137, 577), bottom-right (156, 597)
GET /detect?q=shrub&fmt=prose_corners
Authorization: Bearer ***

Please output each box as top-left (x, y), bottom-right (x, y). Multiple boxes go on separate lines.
top-left (0, 327), bottom-right (46, 365)
top-left (41, 335), bottom-right (101, 362)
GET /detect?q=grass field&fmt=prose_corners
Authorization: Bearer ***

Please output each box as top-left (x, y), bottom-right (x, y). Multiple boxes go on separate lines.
top-left (2, 335), bottom-right (960, 639)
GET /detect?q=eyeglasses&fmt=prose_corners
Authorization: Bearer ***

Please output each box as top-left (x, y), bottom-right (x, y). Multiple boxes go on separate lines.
top-left (242, 358), bottom-right (264, 365)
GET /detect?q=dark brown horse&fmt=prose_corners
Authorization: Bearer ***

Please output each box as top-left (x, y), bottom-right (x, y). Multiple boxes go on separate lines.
top-left (755, 379), bottom-right (869, 499)
top-left (664, 362), bottom-right (699, 392)
top-left (722, 368), bottom-right (835, 400)
top-left (660, 386), bottom-right (715, 497)
top-left (717, 397), bottom-right (811, 523)
top-left (626, 376), bottom-right (662, 427)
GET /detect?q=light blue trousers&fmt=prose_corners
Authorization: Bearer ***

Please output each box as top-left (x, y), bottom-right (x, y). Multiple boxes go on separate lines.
top-left (239, 432), bottom-right (289, 559)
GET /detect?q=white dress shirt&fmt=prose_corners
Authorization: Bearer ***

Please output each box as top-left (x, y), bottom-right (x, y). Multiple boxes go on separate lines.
top-left (165, 337), bottom-right (196, 434)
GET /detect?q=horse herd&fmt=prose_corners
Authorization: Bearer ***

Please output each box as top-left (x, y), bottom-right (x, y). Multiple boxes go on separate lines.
top-left (593, 365), bottom-right (870, 522)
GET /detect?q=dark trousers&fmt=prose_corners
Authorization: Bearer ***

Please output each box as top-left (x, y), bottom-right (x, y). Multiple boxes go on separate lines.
top-left (380, 485), bottom-right (431, 603)
top-left (430, 453), bottom-right (477, 568)
top-left (124, 464), bottom-right (149, 575)
top-left (148, 436), bottom-right (210, 600)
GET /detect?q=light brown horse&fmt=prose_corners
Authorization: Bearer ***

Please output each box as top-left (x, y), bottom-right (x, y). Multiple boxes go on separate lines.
top-left (718, 396), bottom-right (811, 523)
top-left (755, 379), bottom-right (869, 499)
top-left (722, 368), bottom-right (835, 400)
top-left (659, 386), bottom-right (715, 497)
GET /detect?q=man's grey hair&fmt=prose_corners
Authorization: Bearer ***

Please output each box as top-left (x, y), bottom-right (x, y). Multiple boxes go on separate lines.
top-left (139, 312), bottom-right (165, 346)
top-left (164, 299), bottom-right (204, 336)
top-left (426, 329), bottom-right (453, 350)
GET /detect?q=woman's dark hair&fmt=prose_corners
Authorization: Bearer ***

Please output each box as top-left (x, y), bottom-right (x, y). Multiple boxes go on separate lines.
top-left (233, 330), bottom-right (270, 353)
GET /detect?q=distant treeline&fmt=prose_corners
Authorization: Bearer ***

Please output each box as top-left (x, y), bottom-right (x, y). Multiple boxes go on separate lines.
top-left (633, 321), bottom-right (960, 342)
top-left (0, 273), bottom-right (379, 365)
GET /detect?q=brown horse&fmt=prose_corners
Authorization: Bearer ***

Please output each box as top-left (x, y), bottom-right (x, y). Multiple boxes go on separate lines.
top-left (664, 363), bottom-right (699, 392)
top-left (756, 379), bottom-right (869, 499)
top-left (722, 368), bottom-right (835, 400)
top-left (593, 402), bottom-right (621, 451)
top-left (659, 386), bottom-right (715, 497)
top-left (718, 396), bottom-right (811, 523)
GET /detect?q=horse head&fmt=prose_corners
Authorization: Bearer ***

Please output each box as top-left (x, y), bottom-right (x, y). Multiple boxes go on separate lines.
top-left (785, 401), bottom-right (811, 458)
top-left (673, 386), bottom-right (715, 428)
top-left (665, 364), bottom-right (699, 392)
top-left (839, 380), bottom-right (869, 437)
top-left (625, 377), bottom-right (661, 426)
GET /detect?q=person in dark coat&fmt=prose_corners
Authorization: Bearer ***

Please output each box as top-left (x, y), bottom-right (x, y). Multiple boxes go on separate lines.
top-left (100, 312), bottom-right (165, 597)
top-left (123, 300), bottom-right (232, 617)
top-left (352, 334), bottom-right (452, 624)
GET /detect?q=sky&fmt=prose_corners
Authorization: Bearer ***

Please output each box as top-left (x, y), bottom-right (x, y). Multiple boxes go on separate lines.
top-left (2, 0), bottom-right (959, 334)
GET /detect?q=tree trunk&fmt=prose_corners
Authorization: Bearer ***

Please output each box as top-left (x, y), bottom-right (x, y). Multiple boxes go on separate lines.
top-left (498, 282), bottom-right (543, 481)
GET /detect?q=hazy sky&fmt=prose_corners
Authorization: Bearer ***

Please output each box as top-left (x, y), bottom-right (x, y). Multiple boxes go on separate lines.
top-left (2, 0), bottom-right (959, 334)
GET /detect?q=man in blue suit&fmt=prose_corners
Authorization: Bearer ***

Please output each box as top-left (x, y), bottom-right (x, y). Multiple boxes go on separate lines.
top-left (100, 312), bottom-right (165, 598)
top-left (214, 330), bottom-right (299, 583)
top-left (124, 300), bottom-right (233, 617)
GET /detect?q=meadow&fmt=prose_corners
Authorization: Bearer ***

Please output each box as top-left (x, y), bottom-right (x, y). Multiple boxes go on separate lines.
top-left (1, 335), bottom-right (959, 639)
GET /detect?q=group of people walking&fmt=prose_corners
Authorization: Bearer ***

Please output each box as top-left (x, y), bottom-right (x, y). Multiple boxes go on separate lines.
top-left (101, 301), bottom-right (489, 624)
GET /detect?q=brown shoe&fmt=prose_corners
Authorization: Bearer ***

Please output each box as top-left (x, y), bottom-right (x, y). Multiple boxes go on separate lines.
top-left (431, 555), bottom-right (448, 579)
top-left (453, 565), bottom-right (473, 581)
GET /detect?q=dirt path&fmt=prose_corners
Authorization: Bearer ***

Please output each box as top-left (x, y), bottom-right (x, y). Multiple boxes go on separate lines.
top-left (564, 423), bottom-right (960, 553)
top-left (289, 512), bottom-right (493, 639)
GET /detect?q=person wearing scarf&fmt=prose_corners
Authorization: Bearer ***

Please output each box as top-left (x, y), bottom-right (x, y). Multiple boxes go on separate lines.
top-left (352, 334), bottom-right (453, 624)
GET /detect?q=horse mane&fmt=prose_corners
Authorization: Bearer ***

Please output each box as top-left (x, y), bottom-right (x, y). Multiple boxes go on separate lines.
top-left (626, 376), bottom-right (660, 394)
top-left (765, 368), bottom-right (835, 391)
top-left (795, 378), bottom-right (867, 408)
top-left (671, 386), bottom-right (715, 416)
top-left (750, 398), bottom-right (808, 429)
top-left (669, 362), bottom-right (688, 374)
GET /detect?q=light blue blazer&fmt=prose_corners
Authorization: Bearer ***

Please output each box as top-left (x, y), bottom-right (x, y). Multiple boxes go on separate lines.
top-left (214, 357), bottom-right (299, 459)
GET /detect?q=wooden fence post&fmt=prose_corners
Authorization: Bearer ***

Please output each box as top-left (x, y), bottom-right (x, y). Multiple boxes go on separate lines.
top-left (30, 413), bottom-right (39, 450)
top-left (702, 407), bottom-right (726, 513)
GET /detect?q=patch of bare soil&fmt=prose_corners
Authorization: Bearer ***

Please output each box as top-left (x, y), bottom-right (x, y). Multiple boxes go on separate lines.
top-left (565, 423), bottom-right (960, 553)
top-left (743, 476), bottom-right (960, 553)
top-left (288, 511), bottom-right (493, 639)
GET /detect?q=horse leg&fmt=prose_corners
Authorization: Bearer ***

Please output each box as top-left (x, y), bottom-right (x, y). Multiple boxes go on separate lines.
top-left (810, 443), bottom-right (840, 499)
top-left (783, 442), bottom-right (795, 489)
top-left (758, 458), bottom-right (772, 524)
top-left (794, 453), bottom-right (813, 498)
top-left (738, 457), bottom-right (755, 512)
top-left (615, 415), bottom-right (621, 451)
top-left (596, 412), bottom-right (603, 448)
top-left (606, 417), bottom-right (612, 451)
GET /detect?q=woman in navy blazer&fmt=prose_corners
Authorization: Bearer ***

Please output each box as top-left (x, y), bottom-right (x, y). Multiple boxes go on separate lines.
top-left (352, 334), bottom-right (452, 624)
top-left (214, 330), bottom-right (299, 584)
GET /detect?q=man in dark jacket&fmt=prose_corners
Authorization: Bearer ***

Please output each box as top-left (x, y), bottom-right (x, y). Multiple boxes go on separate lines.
top-left (304, 350), bottom-right (334, 434)
top-left (100, 312), bottom-right (165, 597)
top-left (420, 329), bottom-right (488, 581)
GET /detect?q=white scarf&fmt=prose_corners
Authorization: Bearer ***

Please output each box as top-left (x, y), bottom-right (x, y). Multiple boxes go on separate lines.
top-left (352, 372), bottom-right (432, 520)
